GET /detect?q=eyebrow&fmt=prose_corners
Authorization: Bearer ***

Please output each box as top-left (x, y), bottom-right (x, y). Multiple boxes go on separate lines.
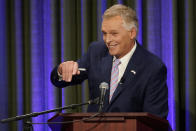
top-left (102, 29), bottom-right (118, 33)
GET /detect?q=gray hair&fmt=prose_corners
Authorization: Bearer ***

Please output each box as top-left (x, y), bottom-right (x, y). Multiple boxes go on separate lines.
top-left (103, 4), bottom-right (138, 32)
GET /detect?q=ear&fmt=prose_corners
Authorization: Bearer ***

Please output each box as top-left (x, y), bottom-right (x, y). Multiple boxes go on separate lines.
top-left (129, 27), bottom-right (137, 39)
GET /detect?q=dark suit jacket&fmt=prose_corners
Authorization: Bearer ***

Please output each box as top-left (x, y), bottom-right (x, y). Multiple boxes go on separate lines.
top-left (51, 41), bottom-right (168, 118)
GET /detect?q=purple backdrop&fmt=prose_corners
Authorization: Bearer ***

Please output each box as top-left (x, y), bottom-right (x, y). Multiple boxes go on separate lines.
top-left (0, 0), bottom-right (176, 130)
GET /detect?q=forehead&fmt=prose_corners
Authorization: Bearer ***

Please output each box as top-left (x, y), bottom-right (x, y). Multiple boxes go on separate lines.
top-left (102, 16), bottom-right (124, 30)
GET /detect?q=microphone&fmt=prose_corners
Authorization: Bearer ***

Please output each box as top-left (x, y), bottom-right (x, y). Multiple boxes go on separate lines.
top-left (98, 82), bottom-right (109, 112)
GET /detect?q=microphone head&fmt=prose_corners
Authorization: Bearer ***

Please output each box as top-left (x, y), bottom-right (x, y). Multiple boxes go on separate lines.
top-left (98, 82), bottom-right (109, 112)
top-left (99, 82), bottom-right (109, 90)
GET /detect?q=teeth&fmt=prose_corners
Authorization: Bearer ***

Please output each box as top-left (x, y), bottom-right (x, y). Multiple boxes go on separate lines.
top-left (107, 43), bottom-right (118, 47)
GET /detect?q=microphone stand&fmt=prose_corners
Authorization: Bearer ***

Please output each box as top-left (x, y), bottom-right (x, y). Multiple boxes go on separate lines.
top-left (98, 99), bottom-right (104, 112)
top-left (0, 98), bottom-right (99, 131)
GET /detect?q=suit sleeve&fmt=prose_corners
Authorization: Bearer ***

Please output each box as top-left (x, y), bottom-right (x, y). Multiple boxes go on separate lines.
top-left (143, 63), bottom-right (168, 118)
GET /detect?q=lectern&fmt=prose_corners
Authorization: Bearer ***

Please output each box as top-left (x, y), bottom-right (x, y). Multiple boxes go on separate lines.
top-left (48, 113), bottom-right (171, 131)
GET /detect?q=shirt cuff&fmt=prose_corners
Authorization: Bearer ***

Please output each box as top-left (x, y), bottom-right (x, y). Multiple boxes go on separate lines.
top-left (57, 70), bottom-right (63, 81)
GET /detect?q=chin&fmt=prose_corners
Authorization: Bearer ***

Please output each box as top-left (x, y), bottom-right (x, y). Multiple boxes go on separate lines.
top-left (109, 51), bottom-right (117, 57)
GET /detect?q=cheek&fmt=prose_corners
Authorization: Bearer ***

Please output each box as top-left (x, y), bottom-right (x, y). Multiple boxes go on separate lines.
top-left (118, 37), bottom-right (131, 49)
top-left (113, 36), bottom-right (121, 43)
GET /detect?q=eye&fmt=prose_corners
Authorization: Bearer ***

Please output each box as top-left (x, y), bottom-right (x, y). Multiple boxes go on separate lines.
top-left (111, 32), bottom-right (118, 36)
top-left (102, 31), bottom-right (106, 36)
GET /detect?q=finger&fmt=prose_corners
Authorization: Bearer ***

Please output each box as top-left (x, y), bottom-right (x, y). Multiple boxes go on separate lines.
top-left (61, 63), bottom-right (68, 81)
top-left (77, 70), bottom-right (80, 75)
top-left (61, 61), bottom-right (73, 82)
top-left (72, 62), bottom-right (78, 75)
top-left (67, 62), bottom-right (74, 82)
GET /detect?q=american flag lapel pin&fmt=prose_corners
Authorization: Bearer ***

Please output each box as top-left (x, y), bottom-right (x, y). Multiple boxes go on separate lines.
top-left (130, 70), bottom-right (136, 75)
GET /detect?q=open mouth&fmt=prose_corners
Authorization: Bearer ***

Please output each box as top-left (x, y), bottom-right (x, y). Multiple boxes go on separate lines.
top-left (108, 43), bottom-right (118, 48)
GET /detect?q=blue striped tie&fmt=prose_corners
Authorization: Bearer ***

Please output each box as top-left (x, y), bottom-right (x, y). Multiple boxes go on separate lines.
top-left (109, 59), bottom-right (120, 102)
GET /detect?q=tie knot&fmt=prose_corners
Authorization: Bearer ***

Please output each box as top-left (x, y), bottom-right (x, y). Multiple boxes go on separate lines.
top-left (114, 59), bottom-right (120, 66)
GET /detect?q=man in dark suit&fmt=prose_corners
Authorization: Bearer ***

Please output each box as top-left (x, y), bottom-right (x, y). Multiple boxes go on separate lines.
top-left (51, 4), bottom-right (168, 118)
